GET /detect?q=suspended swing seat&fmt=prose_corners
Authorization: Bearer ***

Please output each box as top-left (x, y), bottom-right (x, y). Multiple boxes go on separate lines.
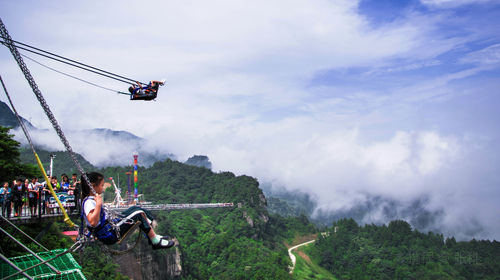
top-left (80, 208), bottom-right (146, 255)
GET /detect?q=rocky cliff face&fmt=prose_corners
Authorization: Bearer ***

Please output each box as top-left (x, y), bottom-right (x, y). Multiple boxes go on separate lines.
top-left (113, 239), bottom-right (182, 279)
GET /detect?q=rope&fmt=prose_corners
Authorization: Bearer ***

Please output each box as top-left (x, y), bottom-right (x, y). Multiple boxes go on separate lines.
top-left (0, 36), bottom-right (146, 85)
top-left (0, 18), bottom-right (97, 198)
top-left (0, 18), bottom-right (139, 255)
top-left (0, 74), bottom-right (76, 228)
top-left (0, 215), bottom-right (49, 251)
top-left (0, 40), bottom-right (133, 85)
top-left (21, 53), bottom-right (131, 96)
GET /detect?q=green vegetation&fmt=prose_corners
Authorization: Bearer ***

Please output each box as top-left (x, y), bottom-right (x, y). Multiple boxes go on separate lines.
top-left (0, 222), bottom-right (128, 280)
top-left (311, 219), bottom-right (500, 280)
top-left (19, 147), bottom-right (96, 178)
top-left (101, 159), bottom-right (318, 279)
top-left (13, 127), bottom-right (499, 279)
top-left (292, 244), bottom-right (336, 280)
top-left (261, 184), bottom-right (316, 218)
top-left (2, 134), bottom-right (319, 279)
top-left (0, 126), bottom-right (41, 182)
top-left (77, 244), bottom-right (129, 280)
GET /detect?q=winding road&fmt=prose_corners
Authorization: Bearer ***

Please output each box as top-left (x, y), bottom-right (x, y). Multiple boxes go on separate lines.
top-left (288, 239), bottom-right (316, 274)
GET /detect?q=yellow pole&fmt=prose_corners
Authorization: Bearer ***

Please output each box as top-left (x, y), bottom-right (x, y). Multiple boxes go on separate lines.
top-left (34, 153), bottom-right (76, 228)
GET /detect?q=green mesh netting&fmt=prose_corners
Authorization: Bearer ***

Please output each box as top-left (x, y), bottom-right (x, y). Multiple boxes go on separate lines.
top-left (35, 269), bottom-right (86, 280)
top-left (0, 249), bottom-right (86, 280)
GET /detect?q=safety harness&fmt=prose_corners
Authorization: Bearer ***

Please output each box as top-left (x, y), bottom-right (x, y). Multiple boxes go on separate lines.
top-left (80, 197), bottom-right (119, 245)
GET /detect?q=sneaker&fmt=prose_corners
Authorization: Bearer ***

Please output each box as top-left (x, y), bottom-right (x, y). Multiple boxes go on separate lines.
top-left (147, 235), bottom-right (170, 245)
top-left (152, 237), bottom-right (175, 250)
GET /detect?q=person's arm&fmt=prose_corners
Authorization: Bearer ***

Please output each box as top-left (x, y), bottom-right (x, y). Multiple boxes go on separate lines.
top-left (86, 194), bottom-right (103, 227)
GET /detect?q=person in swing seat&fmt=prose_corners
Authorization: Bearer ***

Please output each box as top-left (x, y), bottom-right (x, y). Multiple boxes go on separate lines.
top-left (128, 80), bottom-right (165, 101)
top-left (81, 172), bottom-right (174, 250)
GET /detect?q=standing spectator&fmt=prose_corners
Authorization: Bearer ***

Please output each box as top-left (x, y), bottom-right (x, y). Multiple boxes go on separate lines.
top-left (35, 178), bottom-right (43, 216)
top-left (42, 180), bottom-right (52, 214)
top-left (0, 182), bottom-right (6, 216)
top-left (12, 179), bottom-right (25, 217)
top-left (27, 178), bottom-right (39, 216)
top-left (61, 174), bottom-right (70, 193)
top-left (50, 176), bottom-right (60, 213)
top-left (51, 176), bottom-right (60, 192)
top-left (23, 179), bottom-right (30, 215)
top-left (60, 174), bottom-right (70, 213)
top-left (1, 182), bottom-right (12, 218)
top-left (70, 173), bottom-right (81, 213)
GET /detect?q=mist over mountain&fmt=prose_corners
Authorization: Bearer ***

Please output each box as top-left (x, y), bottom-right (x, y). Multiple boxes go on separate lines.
top-left (0, 100), bottom-right (173, 167)
top-left (184, 155), bottom-right (212, 169)
top-left (0, 100), bottom-right (35, 130)
top-left (262, 182), bottom-right (489, 241)
top-left (2, 100), bottom-right (496, 241)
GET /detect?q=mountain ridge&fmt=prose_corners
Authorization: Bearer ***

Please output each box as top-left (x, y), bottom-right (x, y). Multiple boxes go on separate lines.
top-left (0, 100), bottom-right (172, 167)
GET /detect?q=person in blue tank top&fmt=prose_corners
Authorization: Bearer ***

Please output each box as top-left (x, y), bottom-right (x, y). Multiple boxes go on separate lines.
top-left (81, 172), bottom-right (174, 249)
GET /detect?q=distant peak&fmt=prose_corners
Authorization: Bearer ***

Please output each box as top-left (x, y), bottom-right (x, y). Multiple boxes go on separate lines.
top-left (185, 155), bottom-right (212, 169)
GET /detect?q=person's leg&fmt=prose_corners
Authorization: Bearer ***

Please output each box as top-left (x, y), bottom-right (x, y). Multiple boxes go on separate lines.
top-left (120, 207), bottom-right (153, 234)
top-left (14, 200), bottom-right (19, 216)
top-left (29, 197), bottom-right (34, 215)
top-left (118, 207), bottom-right (173, 249)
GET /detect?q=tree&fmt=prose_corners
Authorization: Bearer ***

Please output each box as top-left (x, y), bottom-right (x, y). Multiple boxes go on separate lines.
top-left (0, 126), bottom-right (41, 182)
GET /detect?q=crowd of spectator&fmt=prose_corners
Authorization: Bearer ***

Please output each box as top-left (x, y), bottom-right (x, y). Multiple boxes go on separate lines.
top-left (0, 173), bottom-right (81, 218)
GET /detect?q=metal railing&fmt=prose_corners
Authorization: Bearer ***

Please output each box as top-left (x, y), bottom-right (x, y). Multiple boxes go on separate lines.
top-left (0, 189), bottom-right (81, 220)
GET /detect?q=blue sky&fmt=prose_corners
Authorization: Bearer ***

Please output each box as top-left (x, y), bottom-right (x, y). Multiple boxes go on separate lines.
top-left (1, 0), bottom-right (499, 239)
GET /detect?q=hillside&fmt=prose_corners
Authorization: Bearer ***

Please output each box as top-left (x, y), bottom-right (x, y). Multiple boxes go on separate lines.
top-left (2, 156), bottom-right (318, 279)
top-left (1, 100), bottom-right (172, 167)
top-left (261, 183), bottom-right (317, 218)
top-left (0, 100), bottom-right (34, 129)
top-left (184, 155), bottom-right (212, 169)
top-left (99, 159), bottom-right (318, 279)
top-left (310, 219), bottom-right (500, 279)
top-left (5, 130), bottom-right (498, 279)
top-left (19, 148), bottom-right (96, 177)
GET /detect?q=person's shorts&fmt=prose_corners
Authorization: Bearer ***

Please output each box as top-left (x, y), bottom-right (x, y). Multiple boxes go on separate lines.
top-left (29, 197), bottom-right (37, 207)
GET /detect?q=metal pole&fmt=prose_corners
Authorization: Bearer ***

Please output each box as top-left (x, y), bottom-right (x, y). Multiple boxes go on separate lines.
top-left (0, 253), bottom-right (34, 280)
top-left (1, 243), bottom-right (80, 280)
top-left (49, 154), bottom-right (55, 177)
top-left (0, 227), bottom-right (61, 274)
top-left (0, 215), bottom-right (48, 251)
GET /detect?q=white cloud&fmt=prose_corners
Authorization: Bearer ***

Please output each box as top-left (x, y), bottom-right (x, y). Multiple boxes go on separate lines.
top-left (2, 0), bottom-right (499, 240)
top-left (460, 43), bottom-right (500, 66)
top-left (416, 132), bottom-right (458, 175)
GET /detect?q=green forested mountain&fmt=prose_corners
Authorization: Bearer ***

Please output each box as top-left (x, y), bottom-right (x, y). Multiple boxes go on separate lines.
top-left (261, 184), bottom-right (317, 218)
top-left (184, 155), bottom-right (212, 169)
top-left (0, 126), bottom-right (41, 182)
top-left (100, 159), bottom-right (317, 279)
top-left (19, 147), bottom-right (96, 178)
top-left (7, 128), bottom-right (498, 279)
top-left (310, 219), bottom-right (500, 280)
top-left (2, 156), bottom-right (318, 279)
top-left (0, 101), bottom-right (35, 129)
